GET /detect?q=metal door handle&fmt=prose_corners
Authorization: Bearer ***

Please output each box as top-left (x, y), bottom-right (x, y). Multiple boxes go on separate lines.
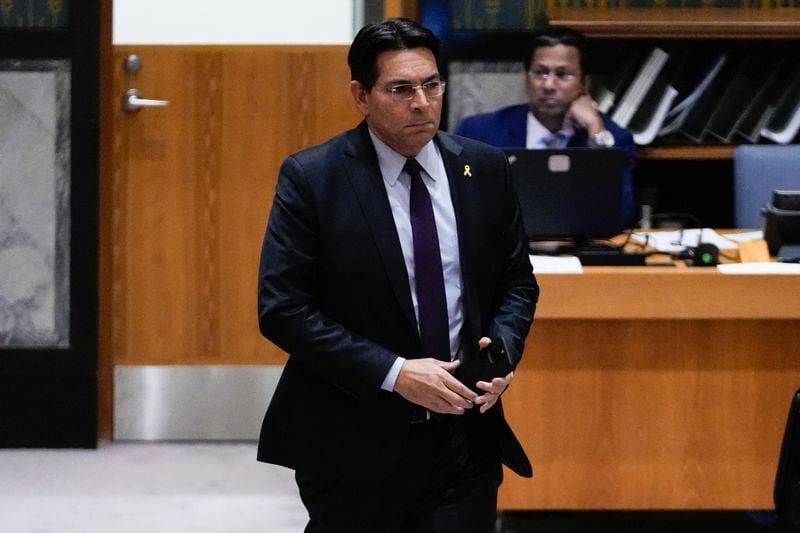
top-left (123, 89), bottom-right (170, 113)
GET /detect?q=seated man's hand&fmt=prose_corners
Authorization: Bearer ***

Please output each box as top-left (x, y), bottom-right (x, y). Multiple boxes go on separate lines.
top-left (564, 94), bottom-right (605, 136)
top-left (394, 358), bottom-right (477, 415)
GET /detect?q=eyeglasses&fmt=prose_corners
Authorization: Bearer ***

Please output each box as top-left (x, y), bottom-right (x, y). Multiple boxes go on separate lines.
top-left (528, 69), bottom-right (578, 83)
top-left (383, 79), bottom-right (446, 101)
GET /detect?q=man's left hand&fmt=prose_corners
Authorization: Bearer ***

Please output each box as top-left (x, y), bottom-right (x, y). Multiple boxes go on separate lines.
top-left (563, 94), bottom-right (604, 136)
top-left (474, 336), bottom-right (514, 414)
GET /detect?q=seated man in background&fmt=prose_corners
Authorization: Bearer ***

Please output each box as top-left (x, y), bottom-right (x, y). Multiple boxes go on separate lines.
top-left (455, 26), bottom-right (638, 227)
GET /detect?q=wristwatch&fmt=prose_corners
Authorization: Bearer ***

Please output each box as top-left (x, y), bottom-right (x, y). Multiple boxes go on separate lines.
top-left (590, 129), bottom-right (615, 148)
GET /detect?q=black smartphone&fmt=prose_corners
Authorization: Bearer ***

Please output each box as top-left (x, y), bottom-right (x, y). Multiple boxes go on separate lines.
top-left (454, 338), bottom-right (513, 394)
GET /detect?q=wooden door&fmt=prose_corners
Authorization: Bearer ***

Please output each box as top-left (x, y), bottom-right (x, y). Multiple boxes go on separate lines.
top-left (101, 45), bottom-right (359, 434)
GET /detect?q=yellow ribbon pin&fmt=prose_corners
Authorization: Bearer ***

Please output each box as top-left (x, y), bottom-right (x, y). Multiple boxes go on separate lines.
top-left (463, 164), bottom-right (472, 177)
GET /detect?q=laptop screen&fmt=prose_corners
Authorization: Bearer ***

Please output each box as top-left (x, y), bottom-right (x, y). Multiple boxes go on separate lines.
top-left (504, 148), bottom-right (626, 240)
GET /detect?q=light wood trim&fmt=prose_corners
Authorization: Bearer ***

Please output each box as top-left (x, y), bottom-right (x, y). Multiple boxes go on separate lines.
top-left (549, 7), bottom-right (800, 38)
top-left (535, 268), bottom-right (800, 320)
top-left (637, 145), bottom-right (735, 160)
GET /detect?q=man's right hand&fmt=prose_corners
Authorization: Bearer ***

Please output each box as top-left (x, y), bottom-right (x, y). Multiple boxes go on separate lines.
top-left (564, 94), bottom-right (605, 136)
top-left (394, 358), bottom-right (477, 415)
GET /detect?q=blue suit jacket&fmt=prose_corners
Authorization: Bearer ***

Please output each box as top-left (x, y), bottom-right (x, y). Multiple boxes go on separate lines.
top-left (257, 121), bottom-right (539, 482)
top-left (456, 104), bottom-right (638, 227)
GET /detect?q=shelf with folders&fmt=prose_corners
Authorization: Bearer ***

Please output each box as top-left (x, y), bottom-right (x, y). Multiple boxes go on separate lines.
top-left (437, 7), bottom-right (800, 159)
top-left (586, 38), bottom-right (800, 151)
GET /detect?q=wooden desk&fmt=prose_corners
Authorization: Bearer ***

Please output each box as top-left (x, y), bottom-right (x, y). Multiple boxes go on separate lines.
top-left (498, 267), bottom-right (800, 510)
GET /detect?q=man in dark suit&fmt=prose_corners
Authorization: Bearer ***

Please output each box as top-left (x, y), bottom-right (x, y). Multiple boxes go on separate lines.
top-left (456, 26), bottom-right (638, 227)
top-left (257, 18), bottom-right (538, 533)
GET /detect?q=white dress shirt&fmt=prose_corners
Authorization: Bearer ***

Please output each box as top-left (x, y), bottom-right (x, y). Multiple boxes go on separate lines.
top-left (368, 129), bottom-right (465, 392)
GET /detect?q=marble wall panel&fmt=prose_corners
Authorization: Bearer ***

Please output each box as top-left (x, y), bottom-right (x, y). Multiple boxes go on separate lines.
top-left (0, 60), bottom-right (70, 347)
top-left (446, 61), bottom-right (528, 132)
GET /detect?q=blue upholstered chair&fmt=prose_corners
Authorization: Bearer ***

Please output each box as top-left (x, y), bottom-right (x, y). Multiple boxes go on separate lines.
top-left (733, 145), bottom-right (800, 229)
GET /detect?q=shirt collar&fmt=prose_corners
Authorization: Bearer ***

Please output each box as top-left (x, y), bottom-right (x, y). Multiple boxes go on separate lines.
top-left (526, 110), bottom-right (573, 148)
top-left (368, 128), bottom-right (440, 187)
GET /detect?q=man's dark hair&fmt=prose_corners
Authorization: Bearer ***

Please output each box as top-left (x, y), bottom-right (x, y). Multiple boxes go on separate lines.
top-left (523, 26), bottom-right (589, 74)
top-left (348, 18), bottom-right (441, 91)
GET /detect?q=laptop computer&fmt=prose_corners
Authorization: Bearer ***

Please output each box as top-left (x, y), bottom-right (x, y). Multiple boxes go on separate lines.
top-left (503, 148), bottom-right (626, 241)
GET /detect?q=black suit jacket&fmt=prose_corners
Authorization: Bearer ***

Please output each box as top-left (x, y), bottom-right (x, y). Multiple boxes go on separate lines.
top-left (257, 121), bottom-right (539, 482)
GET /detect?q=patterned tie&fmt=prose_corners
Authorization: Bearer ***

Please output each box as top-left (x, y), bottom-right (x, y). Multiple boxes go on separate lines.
top-left (404, 158), bottom-right (451, 362)
top-left (544, 132), bottom-right (566, 148)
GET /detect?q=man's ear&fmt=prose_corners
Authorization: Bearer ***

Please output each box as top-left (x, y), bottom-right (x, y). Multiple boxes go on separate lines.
top-left (350, 80), bottom-right (370, 117)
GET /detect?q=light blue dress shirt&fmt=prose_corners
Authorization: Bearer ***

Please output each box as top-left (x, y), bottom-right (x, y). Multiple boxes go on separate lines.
top-left (525, 110), bottom-right (572, 149)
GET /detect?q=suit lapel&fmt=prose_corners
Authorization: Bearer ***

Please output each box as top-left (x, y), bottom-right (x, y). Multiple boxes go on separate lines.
top-left (342, 123), bottom-right (417, 335)
top-left (506, 105), bottom-right (528, 147)
top-left (437, 133), bottom-right (482, 351)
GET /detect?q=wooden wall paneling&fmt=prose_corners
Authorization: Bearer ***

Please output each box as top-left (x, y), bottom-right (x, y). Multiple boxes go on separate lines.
top-left (385, 0), bottom-right (420, 19)
top-left (216, 47), bottom-right (359, 361)
top-left (216, 51), bottom-right (282, 363)
top-left (193, 53), bottom-right (225, 360)
top-left (120, 50), bottom-right (210, 362)
top-left (109, 46), bottom-right (358, 368)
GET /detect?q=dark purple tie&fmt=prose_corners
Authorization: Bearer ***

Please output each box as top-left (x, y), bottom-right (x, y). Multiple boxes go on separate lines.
top-left (405, 158), bottom-right (451, 361)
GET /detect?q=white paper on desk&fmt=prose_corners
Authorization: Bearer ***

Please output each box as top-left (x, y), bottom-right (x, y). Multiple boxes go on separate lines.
top-left (723, 230), bottom-right (764, 242)
top-left (717, 262), bottom-right (800, 275)
top-left (529, 255), bottom-right (584, 274)
top-left (631, 228), bottom-right (739, 253)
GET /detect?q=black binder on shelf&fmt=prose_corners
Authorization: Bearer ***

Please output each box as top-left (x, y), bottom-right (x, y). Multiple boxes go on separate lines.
top-left (591, 51), bottom-right (642, 114)
top-left (610, 47), bottom-right (670, 128)
top-left (658, 51), bottom-right (727, 141)
top-left (678, 50), bottom-right (741, 144)
top-left (734, 55), bottom-right (792, 143)
top-left (761, 71), bottom-right (800, 144)
top-left (706, 51), bottom-right (784, 144)
top-left (627, 48), bottom-right (687, 145)
top-left (629, 84), bottom-right (679, 145)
